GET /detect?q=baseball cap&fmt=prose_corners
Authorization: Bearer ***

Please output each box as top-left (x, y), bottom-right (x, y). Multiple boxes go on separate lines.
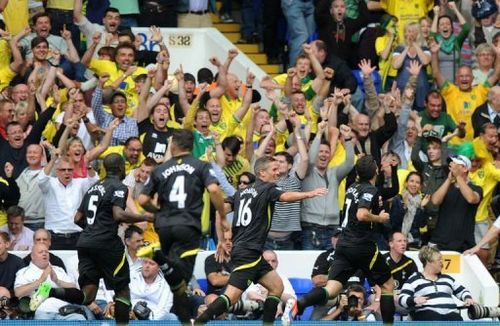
top-left (447, 154), bottom-right (472, 170)
top-left (472, 0), bottom-right (498, 19)
top-left (423, 129), bottom-right (442, 144)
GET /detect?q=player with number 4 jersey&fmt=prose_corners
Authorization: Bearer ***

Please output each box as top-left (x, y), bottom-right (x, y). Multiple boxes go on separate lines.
top-left (196, 156), bottom-right (327, 324)
top-left (138, 129), bottom-right (228, 322)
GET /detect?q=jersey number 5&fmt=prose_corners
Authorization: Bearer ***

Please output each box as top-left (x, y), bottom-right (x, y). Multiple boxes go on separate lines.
top-left (87, 195), bottom-right (99, 225)
top-left (236, 198), bottom-right (252, 227)
top-left (169, 175), bottom-right (187, 209)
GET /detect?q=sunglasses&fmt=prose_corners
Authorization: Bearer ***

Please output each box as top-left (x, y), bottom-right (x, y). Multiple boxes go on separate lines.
top-left (239, 180), bottom-right (251, 185)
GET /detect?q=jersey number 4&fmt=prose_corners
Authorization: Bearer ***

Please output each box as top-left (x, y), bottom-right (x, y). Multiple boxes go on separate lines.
top-left (169, 175), bottom-right (187, 209)
top-left (87, 195), bottom-right (99, 225)
top-left (236, 198), bottom-right (253, 227)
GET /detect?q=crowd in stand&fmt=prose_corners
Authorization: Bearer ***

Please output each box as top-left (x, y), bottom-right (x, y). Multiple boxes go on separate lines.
top-left (0, 0), bottom-right (499, 322)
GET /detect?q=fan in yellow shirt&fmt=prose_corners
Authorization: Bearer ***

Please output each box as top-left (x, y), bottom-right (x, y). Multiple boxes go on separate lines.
top-left (431, 41), bottom-right (500, 146)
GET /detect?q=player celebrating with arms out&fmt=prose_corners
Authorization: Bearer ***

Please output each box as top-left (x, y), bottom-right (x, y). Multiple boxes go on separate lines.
top-left (283, 155), bottom-right (396, 324)
top-left (196, 153), bottom-right (329, 324)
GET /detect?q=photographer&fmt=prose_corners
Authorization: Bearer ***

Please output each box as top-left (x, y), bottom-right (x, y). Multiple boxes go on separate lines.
top-left (129, 258), bottom-right (177, 321)
top-left (321, 284), bottom-right (377, 321)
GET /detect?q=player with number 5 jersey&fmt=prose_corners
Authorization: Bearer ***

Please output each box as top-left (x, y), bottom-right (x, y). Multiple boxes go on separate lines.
top-left (196, 156), bottom-right (327, 323)
top-left (138, 129), bottom-right (228, 322)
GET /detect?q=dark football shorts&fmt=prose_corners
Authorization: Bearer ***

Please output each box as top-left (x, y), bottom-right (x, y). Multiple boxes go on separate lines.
top-left (328, 242), bottom-right (392, 286)
top-left (77, 247), bottom-right (130, 291)
top-left (228, 248), bottom-right (274, 291)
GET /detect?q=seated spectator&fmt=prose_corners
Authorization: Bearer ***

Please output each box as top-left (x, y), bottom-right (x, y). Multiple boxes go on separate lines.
top-left (125, 225), bottom-right (145, 274)
top-left (399, 246), bottom-right (474, 320)
top-left (38, 153), bottom-right (98, 250)
top-left (129, 258), bottom-right (177, 321)
top-left (382, 232), bottom-right (418, 292)
top-left (204, 231), bottom-right (232, 298)
top-left (0, 206), bottom-right (33, 251)
top-left (243, 250), bottom-right (296, 317)
top-left (309, 230), bottom-right (341, 320)
top-left (16, 144), bottom-right (45, 231)
top-left (0, 231), bottom-right (25, 298)
top-left (429, 155), bottom-right (482, 252)
top-left (14, 243), bottom-right (85, 320)
top-left (23, 229), bottom-right (66, 271)
top-left (321, 284), bottom-right (377, 321)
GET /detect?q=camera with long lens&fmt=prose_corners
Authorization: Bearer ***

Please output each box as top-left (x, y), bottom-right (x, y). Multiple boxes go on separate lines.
top-left (133, 301), bottom-right (151, 320)
top-left (468, 304), bottom-right (500, 320)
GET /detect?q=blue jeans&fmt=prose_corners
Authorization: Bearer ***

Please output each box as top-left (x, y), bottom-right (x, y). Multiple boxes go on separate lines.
top-left (264, 233), bottom-right (295, 250)
top-left (281, 0), bottom-right (316, 66)
top-left (60, 60), bottom-right (88, 82)
top-left (301, 223), bottom-right (337, 250)
top-left (25, 222), bottom-right (45, 232)
top-left (241, 0), bottom-right (263, 39)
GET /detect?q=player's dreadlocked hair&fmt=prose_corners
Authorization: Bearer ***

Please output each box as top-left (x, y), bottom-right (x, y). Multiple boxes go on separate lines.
top-left (355, 155), bottom-right (378, 183)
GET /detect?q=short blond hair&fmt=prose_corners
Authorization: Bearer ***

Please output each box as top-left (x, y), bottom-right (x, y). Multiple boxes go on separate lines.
top-left (418, 245), bottom-right (441, 267)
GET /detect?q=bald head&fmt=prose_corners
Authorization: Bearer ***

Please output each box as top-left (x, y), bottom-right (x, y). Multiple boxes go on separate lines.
top-left (488, 86), bottom-right (500, 112)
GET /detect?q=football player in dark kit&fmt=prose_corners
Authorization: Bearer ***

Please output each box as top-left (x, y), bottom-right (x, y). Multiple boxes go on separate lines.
top-left (28, 153), bottom-right (154, 324)
top-left (196, 156), bottom-right (327, 324)
top-left (282, 155), bottom-right (396, 325)
top-left (137, 129), bottom-right (228, 322)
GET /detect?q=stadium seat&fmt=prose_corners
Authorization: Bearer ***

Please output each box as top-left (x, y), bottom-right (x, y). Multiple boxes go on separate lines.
top-left (197, 278), bottom-right (208, 293)
top-left (289, 278), bottom-right (314, 321)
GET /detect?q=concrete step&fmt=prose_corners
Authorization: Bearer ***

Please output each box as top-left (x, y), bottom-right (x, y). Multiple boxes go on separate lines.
top-left (236, 43), bottom-right (259, 53)
top-left (213, 23), bottom-right (240, 33)
top-left (260, 64), bottom-right (281, 74)
top-left (248, 53), bottom-right (268, 64)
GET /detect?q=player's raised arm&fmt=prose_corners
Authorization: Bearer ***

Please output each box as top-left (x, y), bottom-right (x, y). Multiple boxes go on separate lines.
top-left (279, 187), bottom-right (328, 202)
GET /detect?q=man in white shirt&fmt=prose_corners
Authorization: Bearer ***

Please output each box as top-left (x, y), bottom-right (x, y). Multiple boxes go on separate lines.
top-left (125, 225), bottom-right (145, 274)
top-left (130, 258), bottom-right (177, 320)
top-left (14, 243), bottom-right (85, 320)
top-left (0, 206), bottom-right (33, 251)
top-left (38, 154), bottom-right (98, 250)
